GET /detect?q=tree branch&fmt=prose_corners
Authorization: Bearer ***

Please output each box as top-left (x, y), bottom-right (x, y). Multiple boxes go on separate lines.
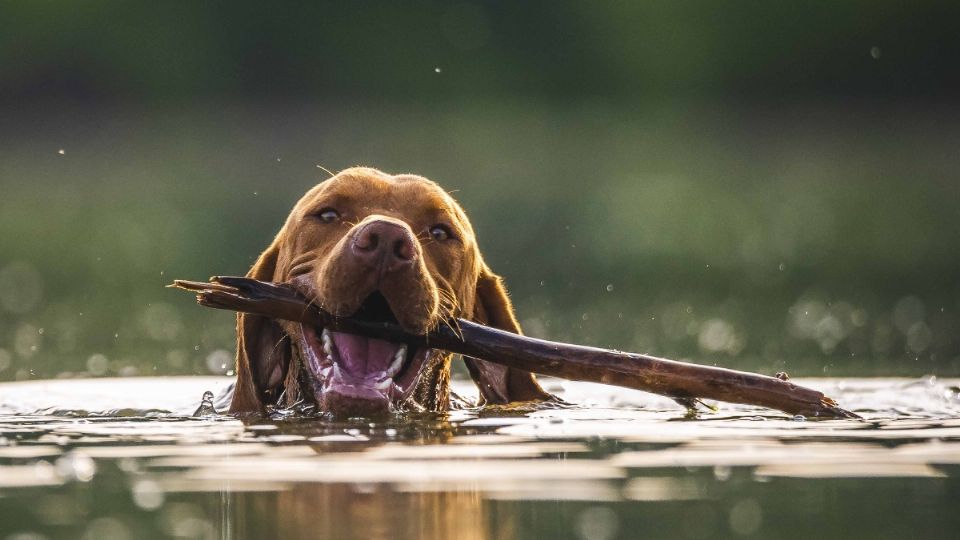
top-left (170, 277), bottom-right (859, 419)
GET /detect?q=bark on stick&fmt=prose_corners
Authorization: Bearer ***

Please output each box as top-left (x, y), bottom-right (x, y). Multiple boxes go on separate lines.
top-left (171, 277), bottom-right (859, 419)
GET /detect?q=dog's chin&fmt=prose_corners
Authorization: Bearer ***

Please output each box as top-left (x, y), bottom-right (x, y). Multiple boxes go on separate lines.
top-left (296, 323), bottom-right (431, 416)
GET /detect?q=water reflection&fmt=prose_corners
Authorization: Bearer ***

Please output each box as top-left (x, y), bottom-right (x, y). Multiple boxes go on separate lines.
top-left (0, 377), bottom-right (958, 539)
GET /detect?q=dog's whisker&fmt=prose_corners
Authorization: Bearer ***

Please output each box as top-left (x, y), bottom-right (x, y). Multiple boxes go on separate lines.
top-left (449, 317), bottom-right (464, 341)
top-left (433, 278), bottom-right (462, 316)
top-left (315, 164), bottom-right (336, 178)
top-left (437, 315), bottom-right (464, 342)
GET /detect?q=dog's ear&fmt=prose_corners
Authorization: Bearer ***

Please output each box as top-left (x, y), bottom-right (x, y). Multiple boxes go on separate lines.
top-left (229, 241), bottom-right (291, 413)
top-left (464, 265), bottom-right (554, 404)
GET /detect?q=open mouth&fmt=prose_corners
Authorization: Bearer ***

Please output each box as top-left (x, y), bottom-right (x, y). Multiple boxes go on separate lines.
top-left (296, 292), bottom-right (431, 415)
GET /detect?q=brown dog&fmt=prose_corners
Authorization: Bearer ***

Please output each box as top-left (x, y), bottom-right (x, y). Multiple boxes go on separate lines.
top-left (231, 167), bottom-right (551, 415)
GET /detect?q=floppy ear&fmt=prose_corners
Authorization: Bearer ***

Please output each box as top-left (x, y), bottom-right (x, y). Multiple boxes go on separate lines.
top-left (229, 241), bottom-right (292, 413)
top-left (464, 266), bottom-right (554, 404)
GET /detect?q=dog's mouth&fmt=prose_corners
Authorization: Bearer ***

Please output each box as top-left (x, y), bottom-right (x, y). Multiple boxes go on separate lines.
top-left (295, 292), bottom-right (431, 415)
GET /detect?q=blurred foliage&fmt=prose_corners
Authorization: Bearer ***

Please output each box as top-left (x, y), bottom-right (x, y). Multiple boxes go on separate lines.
top-left (2, 1), bottom-right (959, 102)
top-left (0, 1), bottom-right (958, 380)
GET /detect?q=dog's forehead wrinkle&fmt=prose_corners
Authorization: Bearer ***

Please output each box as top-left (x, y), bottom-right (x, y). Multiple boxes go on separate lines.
top-left (297, 168), bottom-right (469, 231)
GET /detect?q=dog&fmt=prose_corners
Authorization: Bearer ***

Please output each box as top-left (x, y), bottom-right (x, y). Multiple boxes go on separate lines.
top-left (230, 167), bottom-right (552, 415)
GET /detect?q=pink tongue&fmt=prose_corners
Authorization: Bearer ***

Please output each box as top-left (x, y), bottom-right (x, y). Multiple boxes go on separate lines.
top-left (330, 332), bottom-right (400, 376)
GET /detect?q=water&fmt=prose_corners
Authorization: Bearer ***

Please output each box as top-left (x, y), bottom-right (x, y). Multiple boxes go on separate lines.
top-left (0, 376), bottom-right (958, 540)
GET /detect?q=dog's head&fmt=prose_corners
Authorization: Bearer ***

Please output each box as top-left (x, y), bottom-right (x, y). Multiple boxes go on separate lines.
top-left (230, 167), bottom-right (547, 416)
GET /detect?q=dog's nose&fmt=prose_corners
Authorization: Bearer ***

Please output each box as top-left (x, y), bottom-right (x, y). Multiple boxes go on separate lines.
top-left (351, 219), bottom-right (417, 273)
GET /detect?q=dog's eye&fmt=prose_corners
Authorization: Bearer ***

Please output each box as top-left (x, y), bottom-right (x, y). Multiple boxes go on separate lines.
top-left (315, 208), bottom-right (340, 223)
top-left (429, 225), bottom-right (452, 242)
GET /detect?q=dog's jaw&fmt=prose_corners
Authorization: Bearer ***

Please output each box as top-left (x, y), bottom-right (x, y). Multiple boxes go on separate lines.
top-left (295, 323), bottom-right (433, 416)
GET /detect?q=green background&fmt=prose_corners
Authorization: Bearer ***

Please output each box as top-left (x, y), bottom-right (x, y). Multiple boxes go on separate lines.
top-left (1, 1), bottom-right (958, 381)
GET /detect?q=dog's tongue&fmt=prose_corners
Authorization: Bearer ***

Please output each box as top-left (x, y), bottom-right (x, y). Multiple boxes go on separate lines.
top-left (330, 331), bottom-right (399, 376)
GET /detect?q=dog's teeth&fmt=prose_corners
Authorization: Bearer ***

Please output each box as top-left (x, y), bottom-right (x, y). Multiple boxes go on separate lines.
top-left (321, 329), bottom-right (333, 358)
top-left (375, 379), bottom-right (392, 391)
top-left (385, 345), bottom-right (407, 377)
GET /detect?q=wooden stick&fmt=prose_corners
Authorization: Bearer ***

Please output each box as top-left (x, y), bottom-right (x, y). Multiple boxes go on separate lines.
top-left (171, 277), bottom-right (860, 419)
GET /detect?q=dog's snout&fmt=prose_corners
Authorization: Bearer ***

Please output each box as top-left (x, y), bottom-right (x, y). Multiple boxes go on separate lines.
top-left (351, 219), bottom-right (417, 273)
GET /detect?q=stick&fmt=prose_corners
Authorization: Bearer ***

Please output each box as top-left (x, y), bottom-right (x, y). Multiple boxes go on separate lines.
top-left (170, 277), bottom-right (859, 419)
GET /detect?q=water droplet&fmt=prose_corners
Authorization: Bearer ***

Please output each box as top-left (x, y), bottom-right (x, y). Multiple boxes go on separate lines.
top-left (14, 323), bottom-right (41, 358)
top-left (205, 349), bottom-right (232, 374)
top-left (158, 502), bottom-right (211, 537)
top-left (55, 450), bottom-right (96, 482)
top-left (58, 149), bottom-right (65, 155)
top-left (698, 319), bottom-right (742, 354)
top-left (870, 46), bottom-right (881, 59)
top-left (119, 365), bottom-right (139, 377)
top-left (87, 353), bottom-right (109, 375)
top-left (778, 262), bottom-right (785, 271)
top-left (132, 479), bottom-right (165, 510)
top-left (139, 303), bottom-right (183, 341)
top-left (576, 506), bottom-right (619, 540)
top-left (792, 414), bottom-right (806, 422)
top-left (893, 296), bottom-right (925, 333)
top-left (434, 67), bottom-right (442, 73)
top-left (192, 391), bottom-right (217, 417)
top-left (728, 498), bottom-right (762, 535)
top-left (907, 322), bottom-right (933, 353)
top-left (605, 284), bottom-right (614, 292)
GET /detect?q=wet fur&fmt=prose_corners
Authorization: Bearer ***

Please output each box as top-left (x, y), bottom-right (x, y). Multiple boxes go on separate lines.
top-left (230, 167), bottom-right (551, 414)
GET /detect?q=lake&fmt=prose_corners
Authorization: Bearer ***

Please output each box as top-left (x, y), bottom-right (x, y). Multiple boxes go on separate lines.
top-left (1, 376), bottom-right (958, 539)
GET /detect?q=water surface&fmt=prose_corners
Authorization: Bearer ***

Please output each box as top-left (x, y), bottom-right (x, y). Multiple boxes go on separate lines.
top-left (1, 376), bottom-right (958, 540)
